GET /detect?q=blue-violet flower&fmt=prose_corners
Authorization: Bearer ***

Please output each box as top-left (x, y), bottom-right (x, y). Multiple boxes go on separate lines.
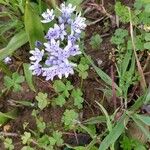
top-left (29, 3), bottom-right (86, 80)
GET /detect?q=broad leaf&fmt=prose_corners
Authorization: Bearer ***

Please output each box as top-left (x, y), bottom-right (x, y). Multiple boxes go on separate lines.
top-left (0, 109), bottom-right (18, 126)
top-left (0, 30), bottom-right (28, 61)
top-left (25, 1), bottom-right (44, 48)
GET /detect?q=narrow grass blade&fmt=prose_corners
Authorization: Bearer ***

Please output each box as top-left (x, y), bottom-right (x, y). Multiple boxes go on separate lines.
top-left (120, 50), bottom-right (132, 76)
top-left (99, 114), bottom-right (129, 150)
top-left (83, 116), bottom-right (106, 125)
top-left (79, 124), bottom-right (95, 139)
top-left (132, 117), bottom-right (150, 140)
top-left (129, 92), bottom-right (147, 111)
top-left (145, 88), bottom-right (150, 104)
top-left (23, 63), bottom-right (36, 92)
top-left (83, 52), bottom-right (121, 94)
top-left (134, 114), bottom-right (150, 126)
top-left (96, 101), bottom-right (112, 131)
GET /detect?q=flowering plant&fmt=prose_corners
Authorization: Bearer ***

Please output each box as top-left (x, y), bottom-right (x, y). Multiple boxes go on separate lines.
top-left (29, 3), bottom-right (86, 80)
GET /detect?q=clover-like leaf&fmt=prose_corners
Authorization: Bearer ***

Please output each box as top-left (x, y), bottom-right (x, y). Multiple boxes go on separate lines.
top-left (52, 131), bottom-right (64, 146)
top-left (62, 109), bottom-right (78, 128)
top-left (72, 89), bottom-right (84, 109)
top-left (4, 72), bottom-right (24, 92)
top-left (36, 92), bottom-right (48, 110)
top-left (55, 95), bottom-right (66, 107)
top-left (21, 132), bottom-right (31, 145)
top-left (4, 138), bottom-right (14, 150)
top-left (90, 34), bottom-right (103, 49)
top-left (53, 80), bottom-right (73, 98)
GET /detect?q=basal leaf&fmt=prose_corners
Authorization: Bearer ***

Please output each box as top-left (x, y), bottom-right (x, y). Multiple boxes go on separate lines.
top-left (23, 63), bottom-right (36, 92)
top-left (25, 1), bottom-right (44, 48)
top-left (0, 30), bottom-right (28, 61)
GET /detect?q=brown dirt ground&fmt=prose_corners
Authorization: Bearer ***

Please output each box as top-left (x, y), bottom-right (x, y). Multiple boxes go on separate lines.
top-left (1, 0), bottom-right (147, 149)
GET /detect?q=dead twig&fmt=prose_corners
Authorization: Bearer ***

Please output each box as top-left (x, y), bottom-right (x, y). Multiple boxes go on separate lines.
top-left (0, 132), bottom-right (19, 137)
top-left (87, 17), bottom-right (105, 26)
top-left (111, 65), bottom-right (117, 110)
top-left (128, 8), bottom-right (147, 91)
top-left (86, 3), bottom-right (116, 27)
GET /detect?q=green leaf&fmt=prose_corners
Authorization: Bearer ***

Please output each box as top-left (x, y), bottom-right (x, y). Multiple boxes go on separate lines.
top-left (13, 72), bottom-right (24, 83)
top-left (120, 50), bottom-right (132, 76)
top-left (96, 102), bottom-right (112, 132)
top-left (144, 33), bottom-right (150, 41)
top-left (77, 63), bottom-right (89, 79)
top-left (0, 30), bottom-right (28, 61)
top-left (37, 135), bottom-right (50, 147)
top-left (99, 114), bottom-right (129, 150)
top-left (0, 61), bottom-right (12, 76)
top-left (53, 80), bottom-right (66, 93)
top-left (4, 76), bottom-right (13, 89)
top-left (0, 109), bottom-right (17, 126)
top-left (62, 109), bottom-right (78, 128)
top-left (83, 52), bottom-right (121, 94)
top-left (24, 1), bottom-right (44, 48)
top-left (36, 92), bottom-right (48, 110)
top-left (145, 90), bottom-right (150, 104)
top-left (66, 0), bottom-right (82, 11)
top-left (90, 34), bottom-right (103, 49)
top-left (134, 114), bottom-right (150, 126)
top-left (144, 42), bottom-right (150, 49)
top-left (132, 117), bottom-right (150, 140)
top-left (120, 135), bottom-right (134, 150)
top-left (79, 71), bottom-right (88, 79)
top-left (21, 146), bottom-right (34, 150)
top-left (4, 138), bottom-right (14, 150)
top-left (71, 89), bottom-right (84, 109)
top-left (79, 124), bottom-right (96, 138)
top-left (83, 116), bottom-right (106, 124)
top-left (129, 93), bottom-right (147, 111)
top-left (52, 131), bottom-right (64, 146)
top-left (21, 132), bottom-right (31, 145)
top-left (23, 63), bottom-right (36, 92)
top-left (78, 64), bottom-right (89, 72)
top-left (115, 2), bottom-right (130, 23)
top-left (36, 118), bottom-right (46, 133)
top-left (145, 4), bottom-right (150, 12)
top-left (49, 137), bottom-right (56, 146)
top-left (4, 72), bottom-right (24, 92)
top-left (53, 80), bottom-right (73, 98)
top-left (111, 28), bottom-right (128, 45)
top-left (55, 95), bottom-right (66, 107)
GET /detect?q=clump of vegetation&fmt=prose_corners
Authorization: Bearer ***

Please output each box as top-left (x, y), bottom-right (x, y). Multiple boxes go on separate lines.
top-left (0, 0), bottom-right (149, 150)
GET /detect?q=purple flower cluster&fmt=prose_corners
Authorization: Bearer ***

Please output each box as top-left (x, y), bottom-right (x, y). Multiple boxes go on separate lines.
top-left (29, 3), bottom-right (86, 80)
